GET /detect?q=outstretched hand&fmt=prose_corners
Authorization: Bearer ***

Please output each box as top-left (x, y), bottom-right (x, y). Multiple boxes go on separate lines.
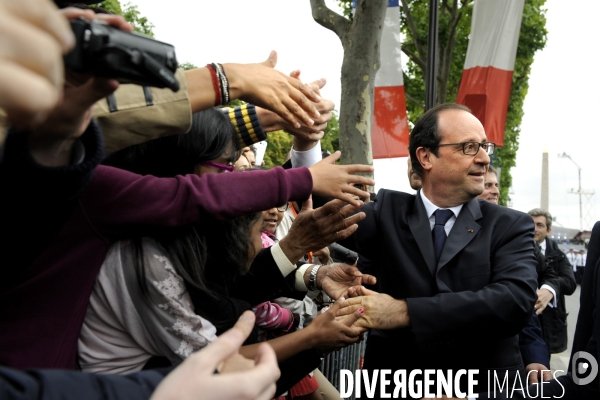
top-left (316, 262), bottom-right (376, 300)
top-left (308, 151), bottom-right (374, 207)
top-left (150, 311), bottom-right (279, 400)
top-left (337, 286), bottom-right (410, 331)
top-left (280, 198), bottom-right (365, 264)
top-left (285, 71), bottom-right (334, 144)
top-left (305, 298), bottom-right (364, 352)
top-left (223, 51), bottom-right (321, 131)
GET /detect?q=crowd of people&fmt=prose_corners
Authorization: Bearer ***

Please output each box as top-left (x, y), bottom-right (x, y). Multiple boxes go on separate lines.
top-left (1, 1), bottom-right (600, 400)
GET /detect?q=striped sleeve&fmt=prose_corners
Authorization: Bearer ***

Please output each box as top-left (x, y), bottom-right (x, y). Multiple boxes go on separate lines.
top-left (222, 104), bottom-right (267, 147)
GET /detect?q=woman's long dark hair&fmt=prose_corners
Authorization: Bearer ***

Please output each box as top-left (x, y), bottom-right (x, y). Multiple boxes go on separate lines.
top-left (103, 107), bottom-right (241, 176)
top-left (106, 108), bottom-right (258, 333)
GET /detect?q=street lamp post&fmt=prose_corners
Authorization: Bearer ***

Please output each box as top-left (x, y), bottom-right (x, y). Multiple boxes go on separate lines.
top-left (558, 152), bottom-right (583, 231)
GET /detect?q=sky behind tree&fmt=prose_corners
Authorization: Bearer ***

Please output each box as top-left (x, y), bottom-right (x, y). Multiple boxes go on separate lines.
top-left (132, 0), bottom-right (600, 231)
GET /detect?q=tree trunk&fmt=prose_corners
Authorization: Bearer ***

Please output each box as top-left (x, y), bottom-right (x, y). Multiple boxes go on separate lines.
top-left (311, 0), bottom-right (387, 168)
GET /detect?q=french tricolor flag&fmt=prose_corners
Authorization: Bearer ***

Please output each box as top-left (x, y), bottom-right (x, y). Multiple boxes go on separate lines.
top-left (358, 0), bottom-right (409, 159)
top-left (456, 0), bottom-right (525, 147)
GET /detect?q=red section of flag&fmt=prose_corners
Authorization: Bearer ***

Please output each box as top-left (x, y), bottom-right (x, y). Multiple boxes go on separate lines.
top-left (456, 66), bottom-right (514, 147)
top-left (372, 86), bottom-right (410, 158)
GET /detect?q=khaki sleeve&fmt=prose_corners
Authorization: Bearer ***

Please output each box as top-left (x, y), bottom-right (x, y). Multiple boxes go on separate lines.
top-left (94, 68), bottom-right (192, 153)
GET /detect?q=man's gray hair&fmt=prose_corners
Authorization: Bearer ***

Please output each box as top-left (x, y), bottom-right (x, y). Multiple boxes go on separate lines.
top-left (528, 208), bottom-right (552, 229)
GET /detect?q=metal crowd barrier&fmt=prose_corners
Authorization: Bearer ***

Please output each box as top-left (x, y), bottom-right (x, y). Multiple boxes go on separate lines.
top-left (319, 337), bottom-right (368, 400)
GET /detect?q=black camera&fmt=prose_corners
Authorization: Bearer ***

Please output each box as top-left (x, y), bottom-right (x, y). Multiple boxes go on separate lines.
top-left (64, 18), bottom-right (180, 92)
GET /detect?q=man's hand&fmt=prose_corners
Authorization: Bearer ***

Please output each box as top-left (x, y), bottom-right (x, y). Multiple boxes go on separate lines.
top-left (309, 262), bottom-right (376, 300)
top-left (305, 298), bottom-right (364, 352)
top-left (535, 288), bottom-right (553, 315)
top-left (337, 286), bottom-right (410, 331)
top-left (150, 311), bottom-right (280, 400)
top-left (525, 362), bottom-right (553, 385)
top-left (279, 197), bottom-right (365, 264)
top-left (308, 151), bottom-right (374, 207)
top-left (0, 0), bottom-right (74, 128)
top-left (223, 51), bottom-right (321, 130)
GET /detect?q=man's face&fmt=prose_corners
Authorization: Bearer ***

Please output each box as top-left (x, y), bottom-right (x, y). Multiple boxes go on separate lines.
top-left (477, 171), bottom-right (499, 204)
top-left (424, 110), bottom-right (490, 206)
top-left (531, 215), bottom-right (551, 244)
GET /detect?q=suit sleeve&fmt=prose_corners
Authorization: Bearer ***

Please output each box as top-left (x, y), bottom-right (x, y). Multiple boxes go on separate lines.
top-left (519, 313), bottom-right (550, 367)
top-left (0, 365), bottom-right (170, 400)
top-left (229, 248), bottom-right (299, 305)
top-left (536, 244), bottom-right (559, 294)
top-left (407, 211), bottom-right (538, 347)
top-left (556, 253), bottom-right (576, 297)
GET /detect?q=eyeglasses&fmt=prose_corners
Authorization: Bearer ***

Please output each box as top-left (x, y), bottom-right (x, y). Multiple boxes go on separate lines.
top-left (276, 203), bottom-right (289, 212)
top-left (437, 141), bottom-right (496, 156)
top-left (200, 161), bottom-right (234, 173)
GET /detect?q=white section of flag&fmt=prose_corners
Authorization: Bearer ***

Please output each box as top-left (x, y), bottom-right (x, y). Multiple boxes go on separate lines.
top-left (463, 0), bottom-right (525, 71)
top-left (374, 6), bottom-right (404, 87)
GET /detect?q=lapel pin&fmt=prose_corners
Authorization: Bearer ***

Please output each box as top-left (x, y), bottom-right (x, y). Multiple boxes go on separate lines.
top-left (467, 229), bottom-right (474, 233)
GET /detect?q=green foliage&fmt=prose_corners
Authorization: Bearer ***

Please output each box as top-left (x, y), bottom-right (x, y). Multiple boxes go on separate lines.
top-left (178, 62), bottom-right (198, 71)
top-left (97, 1), bottom-right (154, 37)
top-left (263, 131), bottom-right (293, 168)
top-left (320, 110), bottom-right (340, 154)
top-left (97, 0), bottom-right (122, 15)
top-left (336, 0), bottom-right (547, 206)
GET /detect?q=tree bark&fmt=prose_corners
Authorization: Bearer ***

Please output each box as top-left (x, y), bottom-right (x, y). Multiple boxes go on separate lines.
top-left (311, 0), bottom-right (387, 168)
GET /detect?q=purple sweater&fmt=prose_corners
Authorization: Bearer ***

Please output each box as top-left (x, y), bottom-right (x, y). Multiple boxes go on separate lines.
top-left (0, 163), bottom-right (312, 369)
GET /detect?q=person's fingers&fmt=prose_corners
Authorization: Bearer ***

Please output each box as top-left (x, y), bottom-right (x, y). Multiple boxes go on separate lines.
top-left (60, 7), bottom-right (96, 21)
top-left (337, 303), bottom-right (363, 317)
top-left (325, 297), bottom-right (347, 316)
top-left (196, 311), bottom-right (255, 373)
top-left (343, 184), bottom-right (372, 202)
top-left (0, 15), bottom-right (64, 89)
top-left (299, 195), bottom-right (313, 213)
top-left (0, 62), bottom-right (61, 126)
top-left (361, 274), bottom-right (377, 286)
top-left (312, 199), bottom-right (347, 218)
top-left (249, 343), bottom-right (280, 399)
top-left (4, 0), bottom-right (74, 52)
top-left (322, 150), bottom-right (341, 164)
top-left (341, 307), bottom-right (364, 327)
top-left (309, 78), bottom-right (327, 92)
top-left (529, 370), bottom-right (539, 385)
top-left (61, 8), bottom-right (133, 32)
top-left (542, 370), bottom-right (553, 382)
top-left (289, 69), bottom-right (301, 79)
top-left (262, 50), bottom-right (278, 68)
top-left (93, 13), bottom-right (134, 32)
top-left (283, 91), bottom-right (316, 124)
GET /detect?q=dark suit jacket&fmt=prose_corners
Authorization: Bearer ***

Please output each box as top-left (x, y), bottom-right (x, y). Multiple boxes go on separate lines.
top-left (340, 189), bottom-right (538, 377)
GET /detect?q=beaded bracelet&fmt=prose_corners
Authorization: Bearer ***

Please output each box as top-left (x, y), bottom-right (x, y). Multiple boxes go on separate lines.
top-left (206, 64), bottom-right (222, 106)
top-left (212, 63), bottom-right (230, 105)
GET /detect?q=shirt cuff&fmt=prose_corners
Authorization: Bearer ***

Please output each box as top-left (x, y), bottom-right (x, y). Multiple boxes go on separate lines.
top-left (294, 264), bottom-right (313, 291)
top-left (540, 284), bottom-right (557, 308)
top-left (291, 140), bottom-right (322, 168)
top-left (271, 242), bottom-right (296, 278)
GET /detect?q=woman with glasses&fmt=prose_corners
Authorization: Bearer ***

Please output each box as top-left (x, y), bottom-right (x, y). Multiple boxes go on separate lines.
top-left (80, 110), bottom-right (364, 395)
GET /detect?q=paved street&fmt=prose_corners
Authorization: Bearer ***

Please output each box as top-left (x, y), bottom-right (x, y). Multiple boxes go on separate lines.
top-left (550, 285), bottom-right (580, 376)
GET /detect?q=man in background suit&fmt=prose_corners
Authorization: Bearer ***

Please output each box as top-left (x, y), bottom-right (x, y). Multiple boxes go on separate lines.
top-left (339, 103), bottom-right (538, 396)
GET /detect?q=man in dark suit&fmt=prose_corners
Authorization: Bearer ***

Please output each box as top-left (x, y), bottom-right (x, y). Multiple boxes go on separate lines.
top-left (339, 103), bottom-right (538, 395)
top-left (528, 208), bottom-right (576, 355)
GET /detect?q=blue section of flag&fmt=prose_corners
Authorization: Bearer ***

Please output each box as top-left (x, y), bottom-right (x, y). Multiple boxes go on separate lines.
top-left (352, 0), bottom-right (398, 8)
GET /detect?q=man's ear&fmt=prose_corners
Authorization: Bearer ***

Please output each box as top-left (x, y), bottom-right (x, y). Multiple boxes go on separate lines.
top-left (415, 147), bottom-right (433, 172)
top-left (547, 227), bottom-right (552, 234)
